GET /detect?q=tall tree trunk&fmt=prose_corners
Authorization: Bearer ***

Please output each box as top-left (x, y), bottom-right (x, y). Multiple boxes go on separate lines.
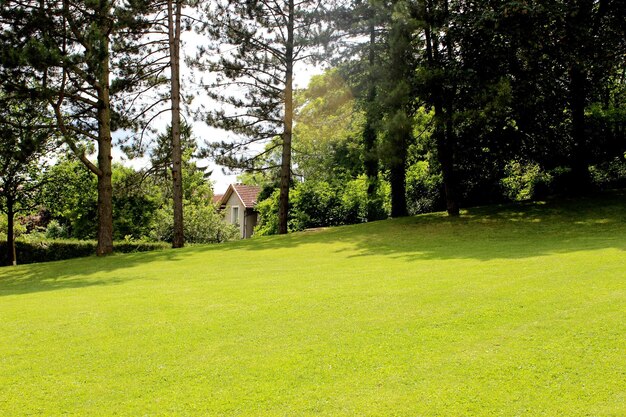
top-left (442, 0), bottom-right (459, 216)
top-left (564, 1), bottom-right (592, 193)
top-left (96, 41), bottom-right (114, 256)
top-left (389, 150), bottom-right (408, 218)
top-left (424, 1), bottom-right (459, 216)
top-left (438, 119), bottom-right (459, 216)
top-left (278, 0), bottom-right (294, 235)
top-left (568, 64), bottom-right (591, 192)
top-left (169, 0), bottom-right (184, 248)
top-left (6, 201), bottom-right (16, 266)
top-left (364, 15), bottom-right (379, 221)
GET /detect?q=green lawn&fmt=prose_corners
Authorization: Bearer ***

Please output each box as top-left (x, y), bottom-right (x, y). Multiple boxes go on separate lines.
top-left (1, 192), bottom-right (625, 416)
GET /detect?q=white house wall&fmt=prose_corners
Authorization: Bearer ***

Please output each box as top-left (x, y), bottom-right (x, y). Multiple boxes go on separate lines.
top-left (223, 192), bottom-right (245, 237)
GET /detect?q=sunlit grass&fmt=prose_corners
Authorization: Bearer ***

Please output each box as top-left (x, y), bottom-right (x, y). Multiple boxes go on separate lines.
top-left (1, 191), bottom-right (625, 416)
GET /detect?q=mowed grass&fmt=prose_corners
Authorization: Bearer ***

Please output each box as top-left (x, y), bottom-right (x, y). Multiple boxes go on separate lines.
top-left (1, 192), bottom-right (625, 416)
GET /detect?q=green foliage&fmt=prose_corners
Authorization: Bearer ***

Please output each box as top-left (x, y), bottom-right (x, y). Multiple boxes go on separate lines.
top-left (44, 219), bottom-right (67, 239)
top-left (111, 165), bottom-right (160, 240)
top-left (0, 238), bottom-right (168, 265)
top-left (293, 70), bottom-right (365, 181)
top-left (253, 189), bottom-right (280, 236)
top-left (501, 161), bottom-right (552, 201)
top-left (150, 203), bottom-right (239, 244)
top-left (290, 181), bottom-right (342, 230)
top-left (406, 161), bottom-right (443, 214)
top-left (255, 176), bottom-right (390, 235)
top-left (184, 204), bottom-right (239, 244)
top-left (590, 156), bottom-right (626, 189)
top-left (42, 158), bottom-right (98, 239)
top-left (0, 215), bottom-right (27, 240)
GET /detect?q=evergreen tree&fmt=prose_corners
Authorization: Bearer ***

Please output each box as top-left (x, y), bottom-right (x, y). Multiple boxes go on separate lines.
top-left (331, 0), bottom-right (392, 220)
top-left (195, 0), bottom-right (328, 234)
top-left (1, 0), bottom-right (132, 254)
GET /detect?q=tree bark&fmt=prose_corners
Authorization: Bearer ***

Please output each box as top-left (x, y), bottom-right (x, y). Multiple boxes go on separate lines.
top-left (6, 201), bottom-right (16, 266)
top-left (364, 14), bottom-right (379, 221)
top-left (568, 63), bottom-right (591, 192)
top-left (424, 1), bottom-right (459, 216)
top-left (278, 0), bottom-right (294, 235)
top-left (169, 0), bottom-right (184, 248)
top-left (437, 124), bottom-right (460, 216)
top-left (389, 154), bottom-right (408, 218)
top-left (96, 37), bottom-right (114, 256)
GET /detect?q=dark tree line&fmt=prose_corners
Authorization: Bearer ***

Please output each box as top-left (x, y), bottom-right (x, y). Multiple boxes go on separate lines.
top-left (331, 0), bottom-right (625, 218)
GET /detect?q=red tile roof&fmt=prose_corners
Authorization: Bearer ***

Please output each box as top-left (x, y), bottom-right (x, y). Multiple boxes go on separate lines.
top-left (212, 194), bottom-right (224, 204)
top-left (219, 184), bottom-right (261, 208)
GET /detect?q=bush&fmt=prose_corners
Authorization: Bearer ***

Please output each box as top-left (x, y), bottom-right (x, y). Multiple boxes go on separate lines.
top-left (406, 161), bottom-right (443, 215)
top-left (590, 156), bottom-right (626, 189)
top-left (254, 176), bottom-right (390, 236)
top-left (45, 220), bottom-right (68, 239)
top-left (290, 180), bottom-right (342, 231)
top-left (253, 189), bottom-right (280, 236)
top-left (149, 203), bottom-right (239, 244)
top-left (340, 177), bottom-right (369, 224)
top-left (501, 160), bottom-right (552, 201)
top-left (0, 238), bottom-right (169, 266)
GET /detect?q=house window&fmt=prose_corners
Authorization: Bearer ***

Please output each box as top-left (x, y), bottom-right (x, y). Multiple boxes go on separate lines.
top-left (231, 206), bottom-right (239, 225)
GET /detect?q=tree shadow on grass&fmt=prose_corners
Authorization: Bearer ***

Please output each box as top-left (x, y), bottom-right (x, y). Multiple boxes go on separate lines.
top-left (219, 189), bottom-right (626, 262)
top-left (0, 247), bottom-right (200, 297)
top-left (2, 191), bottom-right (624, 296)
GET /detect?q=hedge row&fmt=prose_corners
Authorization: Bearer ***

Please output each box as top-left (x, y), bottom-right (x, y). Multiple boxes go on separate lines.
top-left (0, 239), bottom-right (169, 266)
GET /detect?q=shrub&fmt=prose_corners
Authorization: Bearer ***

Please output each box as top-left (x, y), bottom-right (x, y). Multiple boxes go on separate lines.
top-left (406, 161), bottom-right (443, 215)
top-left (501, 161), bottom-right (552, 201)
top-left (290, 180), bottom-right (342, 231)
top-left (45, 220), bottom-right (68, 239)
top-left (149, 203), bottom-right (239, 244)
top-left (254, 189), bottom-right (280, 236)
top-left (340, 177), bottom-right (368, 224)
top-left (0, 238), bottom-right (169, 266)
top-left (590, 156), bottom-right (626, 189)
top-left (254, 176), bottom-right (390, 236)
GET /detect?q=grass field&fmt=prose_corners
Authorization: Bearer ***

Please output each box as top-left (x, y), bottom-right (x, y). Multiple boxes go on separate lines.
top-left (1, 191), bottom-right (625, 416)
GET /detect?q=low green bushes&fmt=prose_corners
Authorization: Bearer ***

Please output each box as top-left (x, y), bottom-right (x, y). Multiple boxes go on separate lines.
top-left (0, 239), bottom-right (168, 266)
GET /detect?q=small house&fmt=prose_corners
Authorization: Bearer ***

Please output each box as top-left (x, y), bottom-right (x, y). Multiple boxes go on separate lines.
top-left (217, 184), bottom-right (261, 239)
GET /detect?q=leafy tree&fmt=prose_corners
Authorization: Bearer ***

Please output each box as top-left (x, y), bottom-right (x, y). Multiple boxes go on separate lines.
top-left (2, 0), bottom-right (117, 254)
top-left (293, 69), bottom-right (365, 182)
top-left (492, 1), bottom-right (625, 193)
top-left (0, 97), bottom-right (54, 265)
top-left (42, 159), bottom-right (160, 241)
top-left (111, 166), bottom-right (161, 240)
top-left (41, 158), bottom-right (98, 240)
top-left (331, 0), bottom-right (393, 220)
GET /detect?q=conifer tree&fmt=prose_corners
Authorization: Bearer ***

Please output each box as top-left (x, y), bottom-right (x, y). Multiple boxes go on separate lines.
top-left (0, 0), bottom-right (122, 254)
top-left (195, 0), bottom-right (327, 234)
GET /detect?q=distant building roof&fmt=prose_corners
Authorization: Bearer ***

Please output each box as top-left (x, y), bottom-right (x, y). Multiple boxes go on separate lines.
top-left (212, 194), bottom-right (224, 205)
top-left (219, 184), bottom-right (261, 209)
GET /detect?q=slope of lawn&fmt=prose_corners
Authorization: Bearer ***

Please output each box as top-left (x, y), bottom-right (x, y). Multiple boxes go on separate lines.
top-left (1, 191), bottom-right (625, 416)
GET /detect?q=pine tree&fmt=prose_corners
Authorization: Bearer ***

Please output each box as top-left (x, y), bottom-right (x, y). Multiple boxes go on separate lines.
top-left (195, 0), bottom-right (328, 234)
